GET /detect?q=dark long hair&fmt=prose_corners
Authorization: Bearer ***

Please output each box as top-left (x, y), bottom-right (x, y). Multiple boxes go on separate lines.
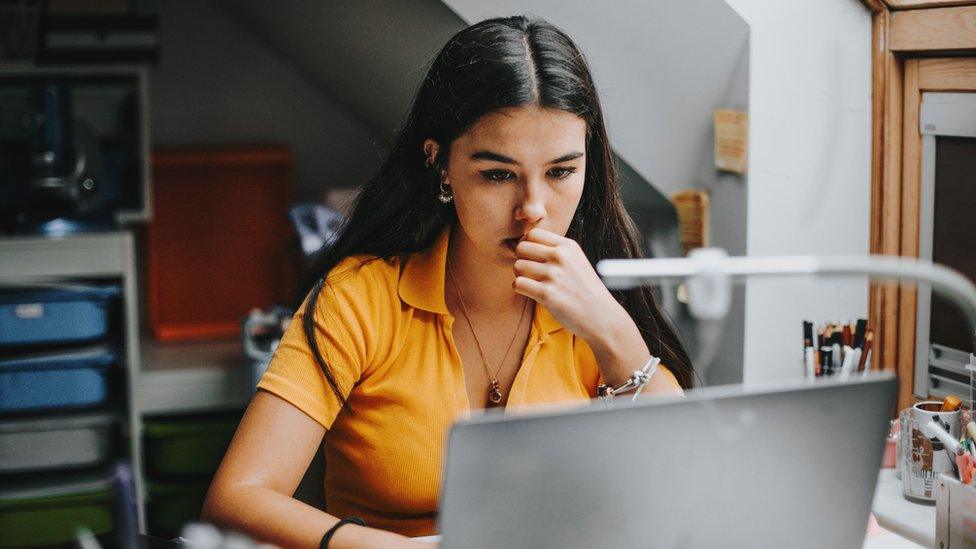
top-left (302, 16), bottom-right (694, 404)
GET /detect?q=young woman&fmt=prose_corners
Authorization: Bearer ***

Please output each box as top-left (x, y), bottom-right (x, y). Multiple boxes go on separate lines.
top-left (203, 15), bottom-right (693, 548)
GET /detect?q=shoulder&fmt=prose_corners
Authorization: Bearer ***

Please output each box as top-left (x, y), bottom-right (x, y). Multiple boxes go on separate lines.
top-left (315, 255), bottom-right (403, 307)
top-left (327, 254), bottom-right (400, 288)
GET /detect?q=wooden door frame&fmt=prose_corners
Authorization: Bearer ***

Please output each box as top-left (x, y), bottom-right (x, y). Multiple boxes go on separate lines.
top-left (860, 0), bottom-right (976, 410)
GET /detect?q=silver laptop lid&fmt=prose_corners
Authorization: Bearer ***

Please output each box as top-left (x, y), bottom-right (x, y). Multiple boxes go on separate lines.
top-left (439, 373), bottom-right (897, 549)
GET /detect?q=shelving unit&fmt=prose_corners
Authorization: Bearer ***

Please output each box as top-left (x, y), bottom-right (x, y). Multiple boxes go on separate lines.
top-left (0, 231), bottom-right (256, 535)
top-left (0, 231), bottom-right (146, 529)
top-left (1, 63), bottom-right (272, 539)
top-left (139, 336), bottom-right (252, 416)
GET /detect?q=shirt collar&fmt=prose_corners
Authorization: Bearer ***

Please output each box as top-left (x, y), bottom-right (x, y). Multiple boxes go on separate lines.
top-left (398, 227), bottom-right (451, 316)
top-left (398, 226), bottom-right (563, 336)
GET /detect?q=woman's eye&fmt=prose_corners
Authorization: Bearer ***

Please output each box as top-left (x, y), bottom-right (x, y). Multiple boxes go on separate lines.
top-left (480, 170), bottom-right (515, 182)
top-left (548, 167), bottom-right (577, 180)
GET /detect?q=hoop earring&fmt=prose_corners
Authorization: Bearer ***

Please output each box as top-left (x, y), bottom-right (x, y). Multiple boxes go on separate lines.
top-left (438, 180), bottom-right (453, 204)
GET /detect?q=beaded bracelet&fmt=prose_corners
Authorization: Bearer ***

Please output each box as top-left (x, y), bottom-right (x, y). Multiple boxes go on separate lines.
top-left (596, 356), bottom-right (661, 405)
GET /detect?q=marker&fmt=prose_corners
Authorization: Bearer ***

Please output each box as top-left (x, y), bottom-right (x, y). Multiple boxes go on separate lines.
top-left (859, 331), bottom-right (873, 371)
top-left (820, 345), bottom-right (833, 376)
top-left (831, 335), bottom-right (842, 374)
top-left (804, 347), bottom-right (815, 379)
top-left (839, 345), bottom-right (856, 380)
top-left (811, 327), bottom-right (820, 374)
top-left (958, 453), bottom-right (974, 484)
top-left (854, 319), bottom-right (867, 348)
top-left (941, 395), bottom-right (962, 412)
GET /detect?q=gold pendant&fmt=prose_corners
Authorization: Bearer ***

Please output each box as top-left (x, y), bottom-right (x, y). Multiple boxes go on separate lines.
top-left (488, 380), bottom-right (503, 404)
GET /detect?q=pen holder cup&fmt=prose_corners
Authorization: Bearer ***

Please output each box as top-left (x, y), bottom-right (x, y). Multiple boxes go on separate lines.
top-left (901, 402), bottom-right (961, 503)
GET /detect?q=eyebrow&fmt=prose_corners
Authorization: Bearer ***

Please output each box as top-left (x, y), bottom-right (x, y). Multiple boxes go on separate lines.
top-left (470, 150), bottom-right (584, 165)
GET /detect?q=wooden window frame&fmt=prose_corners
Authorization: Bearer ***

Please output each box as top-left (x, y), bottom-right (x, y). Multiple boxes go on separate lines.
top-left (861, 0), bottom-right (976, 411)
top-left (884, 0), bottom-right (976, 11)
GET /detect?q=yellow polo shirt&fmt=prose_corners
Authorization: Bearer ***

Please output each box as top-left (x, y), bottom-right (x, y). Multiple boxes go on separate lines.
top-left (257, 227), bottom-right (678, 536)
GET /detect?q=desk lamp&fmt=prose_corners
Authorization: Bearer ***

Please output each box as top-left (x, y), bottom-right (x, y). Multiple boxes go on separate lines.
top-left (597, 249), bottom-right (976, 404)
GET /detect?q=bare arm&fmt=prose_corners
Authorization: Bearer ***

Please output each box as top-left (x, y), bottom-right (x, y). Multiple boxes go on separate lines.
top-left (585, 312), bottom-right (685, 397)
top-left (202, 390), bottom-right (432, 548)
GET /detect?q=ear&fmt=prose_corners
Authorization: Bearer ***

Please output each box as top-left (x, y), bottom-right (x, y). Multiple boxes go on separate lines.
top-left (422, 139), bottom-right (440, 166)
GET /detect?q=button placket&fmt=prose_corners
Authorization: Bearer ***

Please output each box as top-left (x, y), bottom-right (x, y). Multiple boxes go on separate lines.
top-left (440, 314), bottom-right (471, 417)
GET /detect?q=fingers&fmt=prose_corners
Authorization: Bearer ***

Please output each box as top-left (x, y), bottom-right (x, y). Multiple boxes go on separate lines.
top-left (522, 227), bottom-right (564, 246)
top-left (514, 240), bottom-right (557, 262)
top-left (513, 258), bottom-right (549, 280)
top-left (513, 275), bottom-right (546, 302)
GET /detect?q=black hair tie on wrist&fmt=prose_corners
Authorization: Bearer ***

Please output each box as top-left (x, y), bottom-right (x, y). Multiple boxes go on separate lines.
top-left (320, 517), bottom-right (366, 549)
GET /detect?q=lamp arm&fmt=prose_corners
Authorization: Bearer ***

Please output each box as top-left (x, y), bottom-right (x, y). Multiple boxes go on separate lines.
top-left (597, 252), bottom-right (976, 363)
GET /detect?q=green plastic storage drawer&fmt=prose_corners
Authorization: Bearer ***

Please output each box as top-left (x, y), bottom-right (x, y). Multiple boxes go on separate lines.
top-left (143, 413), bottom-right (239, 477)
top-left (146, 479), bottom-right (211, 539)
top-left (0, 472), bottom-right (113, 547)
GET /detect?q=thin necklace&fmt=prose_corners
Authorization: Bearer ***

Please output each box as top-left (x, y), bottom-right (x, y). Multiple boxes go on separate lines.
top-left (447, 256), bottom-right (530, 406)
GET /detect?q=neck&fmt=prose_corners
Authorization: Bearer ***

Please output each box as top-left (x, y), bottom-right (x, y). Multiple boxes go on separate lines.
top-left (447, 227), bottom-right (527, 313)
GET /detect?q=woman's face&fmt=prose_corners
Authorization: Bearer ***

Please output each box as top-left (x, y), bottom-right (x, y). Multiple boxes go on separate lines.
top-left (433, 105), bottom-right (587, 267)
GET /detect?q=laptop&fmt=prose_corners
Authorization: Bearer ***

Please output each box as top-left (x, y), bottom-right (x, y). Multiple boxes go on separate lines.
top-left (436, 373), bottom-right (897, 549)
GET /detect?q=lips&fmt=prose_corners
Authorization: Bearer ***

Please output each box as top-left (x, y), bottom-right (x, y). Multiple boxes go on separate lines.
top-left (505, 225), bottom-right (536, 252)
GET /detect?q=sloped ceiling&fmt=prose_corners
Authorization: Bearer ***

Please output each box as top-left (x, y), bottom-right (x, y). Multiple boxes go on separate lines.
top-left (217, 0), bottom-right (466, 139)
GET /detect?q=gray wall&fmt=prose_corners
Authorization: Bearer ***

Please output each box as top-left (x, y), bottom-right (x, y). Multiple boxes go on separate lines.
top-left (135, 0), bottom-right (382, 202)
top-left (725, 0), bottom-right (871, 383)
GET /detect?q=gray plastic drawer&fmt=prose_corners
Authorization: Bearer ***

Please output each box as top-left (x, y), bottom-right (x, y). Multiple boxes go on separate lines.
top-left (0, 413), bottom-right (115, 473)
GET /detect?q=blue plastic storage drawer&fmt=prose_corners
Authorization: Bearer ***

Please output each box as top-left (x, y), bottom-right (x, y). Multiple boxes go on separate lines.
top-left (0, 284), bottom-right (119, 347)
top-left (0, 347), bottom-right (114, 413)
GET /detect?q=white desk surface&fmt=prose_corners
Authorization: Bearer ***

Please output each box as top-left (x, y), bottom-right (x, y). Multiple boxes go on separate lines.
top-left (870, 468), bottom-right (934, 548)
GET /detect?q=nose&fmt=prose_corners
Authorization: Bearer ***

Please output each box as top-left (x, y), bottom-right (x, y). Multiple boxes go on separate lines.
top-left (514, 177), bottom-right (547, 226)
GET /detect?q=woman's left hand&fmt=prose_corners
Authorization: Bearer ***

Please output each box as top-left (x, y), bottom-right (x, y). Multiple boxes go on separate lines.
top-left (512, 228), bottom-right (629, 342)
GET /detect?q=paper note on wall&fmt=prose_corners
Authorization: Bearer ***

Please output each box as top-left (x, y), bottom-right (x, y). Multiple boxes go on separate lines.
top-left (714, 109), bottom-right (748, 174)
